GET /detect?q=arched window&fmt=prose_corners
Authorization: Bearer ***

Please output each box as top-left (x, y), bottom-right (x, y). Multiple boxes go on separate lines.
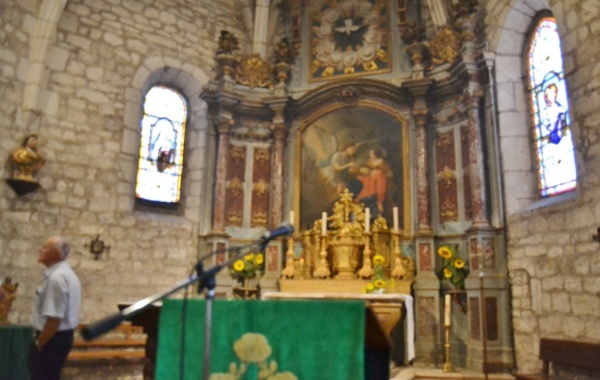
top-left (135, 85), bottom-right (187, 205)
top-left (526, 15), bottom-right (577, 197)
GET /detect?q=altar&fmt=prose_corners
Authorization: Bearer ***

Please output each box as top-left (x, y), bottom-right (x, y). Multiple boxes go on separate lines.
top-left (262, 289), bottom-right (415, 365)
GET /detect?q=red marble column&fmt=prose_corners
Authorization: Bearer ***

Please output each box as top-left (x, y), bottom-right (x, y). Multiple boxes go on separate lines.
top-left (464, 89), bottom-right (490, 228)
top-left (414, 108), bottom-right (432, 233)
top-left (270, 122), bottom-right (286, 229)
top-left (211, 117), bottom-right (233, 234)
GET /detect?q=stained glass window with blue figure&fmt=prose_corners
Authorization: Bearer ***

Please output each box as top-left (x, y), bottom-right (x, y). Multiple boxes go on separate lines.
top-left (527, 16), bottom-right (577, 197)
top-left (135, 86), bottom-right (187, 204)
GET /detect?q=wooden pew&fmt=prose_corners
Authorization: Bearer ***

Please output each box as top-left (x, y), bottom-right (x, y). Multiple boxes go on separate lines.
top-left (67, 323), bottom-right (146, 360)
top-left (514, 338), bottom-right (600, 379)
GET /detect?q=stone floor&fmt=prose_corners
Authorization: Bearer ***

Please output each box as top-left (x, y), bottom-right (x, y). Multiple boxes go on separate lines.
top-left (63, 360), bottom-right (517, 380)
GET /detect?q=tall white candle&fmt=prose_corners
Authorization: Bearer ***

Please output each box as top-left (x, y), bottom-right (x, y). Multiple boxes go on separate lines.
top-left (289, 210), bottom-right (294, 226)
top-left (321, 212), bottom-right (327, 235)
top-left (365, 208), bottom-right (370, 233)
top-left (444, 294), bottom-right (451, 326)
top-left (393, 207), bottom-right (399, 232)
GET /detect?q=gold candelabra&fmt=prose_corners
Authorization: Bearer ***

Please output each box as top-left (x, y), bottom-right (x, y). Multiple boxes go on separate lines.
top-left (357, 232), bottom-right (374, 278)
top-left (390, 232), bottom-right (406, 278)
top-left (313, 234), bottom-right (331, 278)
top-left (281, 235), bottom-right (296, 279)
top-left (443, 324), bottom-right (454, 372)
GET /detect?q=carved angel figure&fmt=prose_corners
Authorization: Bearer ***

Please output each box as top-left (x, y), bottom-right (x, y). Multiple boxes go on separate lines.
top-left (9, 134), bottom-right (45, 181)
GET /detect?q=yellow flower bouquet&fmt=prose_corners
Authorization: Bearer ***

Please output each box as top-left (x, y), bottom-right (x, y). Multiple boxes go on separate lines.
top-left (230, 252), bottom-right (264, 282)
top-left (437, 245), bottom-right (468, 289)
top-left (364, 254), bottom-right (387, 293)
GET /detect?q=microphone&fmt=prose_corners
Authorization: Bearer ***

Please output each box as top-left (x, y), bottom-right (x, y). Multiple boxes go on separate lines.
top-left (260, 223), bottom-right (294, 242)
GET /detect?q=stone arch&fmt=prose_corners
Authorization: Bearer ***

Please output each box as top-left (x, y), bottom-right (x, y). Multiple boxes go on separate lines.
top-left (121, 57), bottom-right (210, 223)
top-left (22, 0), bottom-right (68, 125)
top-left (490, 0), bottom-right (577, 215)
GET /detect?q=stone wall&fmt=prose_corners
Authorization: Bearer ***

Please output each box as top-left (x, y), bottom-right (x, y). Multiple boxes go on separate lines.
top-left (0, 0), bottom-right (245, 325)
top-left (485, 0), bottom-right (600, 373)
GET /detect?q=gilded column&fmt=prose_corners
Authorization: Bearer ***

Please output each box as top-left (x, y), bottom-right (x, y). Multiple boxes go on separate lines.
top-left (212, 116), bottom-right (234, 234)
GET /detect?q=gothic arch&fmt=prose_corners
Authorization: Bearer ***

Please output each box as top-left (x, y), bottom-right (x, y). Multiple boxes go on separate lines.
top-left (22, 0), bottom-right (68, 125)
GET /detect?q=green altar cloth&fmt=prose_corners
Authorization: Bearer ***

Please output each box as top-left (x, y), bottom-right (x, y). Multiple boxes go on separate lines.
top-left (0, 325), bottom-right (33, 380)
top-left (156, 299), bottom-right (365, 380)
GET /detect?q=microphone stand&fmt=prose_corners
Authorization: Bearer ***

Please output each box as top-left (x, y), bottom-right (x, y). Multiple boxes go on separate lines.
top-left (82, 238), bottom-right (271, 379)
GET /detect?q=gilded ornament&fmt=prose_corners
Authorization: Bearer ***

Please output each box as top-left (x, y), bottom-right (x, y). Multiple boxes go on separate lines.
top-left (253, 179), bottom-right (269, 197)
top-left (436, 132), bottom-right (453, 152)
top-left (216, 30), bottom-right (240, 55)
top-left (235, 54), bottom-right (272, 89)
top-left (254, 148), bottom-right (270, 163)
top-left (438, 166), bottom-right (456, 189)
top-left (429, 25), bottom-right (461, 66)
top-left (226, 177), bottom-right (244, 197)
top-left (229, 145), bottom-right (246, 163)
top-left (440, 199), bottom-right (458, 222)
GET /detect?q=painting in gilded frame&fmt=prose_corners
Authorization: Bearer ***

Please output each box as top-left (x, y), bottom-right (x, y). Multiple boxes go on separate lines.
top-left (296, 106), bottom-right (408, 231)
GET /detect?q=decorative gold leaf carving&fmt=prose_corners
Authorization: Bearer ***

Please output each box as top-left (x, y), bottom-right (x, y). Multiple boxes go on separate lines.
top-left (229, 146), bottom-right (246, 163)
top-left (253, 179), bottom-right (270, 197)
top-left (440, 199), bottom-right (458, 222)
top-left (429, 25), bottom-right (461, 66)
top-left (437, 166), bottom-right (456, 189)
top-left (235, 54), bottom-right (272, 89)
top-left (227, 177), bottom-right (244, 197)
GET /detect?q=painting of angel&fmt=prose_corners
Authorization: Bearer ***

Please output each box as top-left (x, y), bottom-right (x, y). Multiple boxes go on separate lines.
top-left (298, 106), bottom-right (407, 230)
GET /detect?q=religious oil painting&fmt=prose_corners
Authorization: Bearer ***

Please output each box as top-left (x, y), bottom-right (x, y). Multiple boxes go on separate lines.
top-left (297, 107), bottom-right (408, 231)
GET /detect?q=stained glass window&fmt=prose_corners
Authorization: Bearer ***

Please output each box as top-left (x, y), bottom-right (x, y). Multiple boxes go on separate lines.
top-left (527, 16), bottom-right (576, 197)
top-left (135, 85), bottom-right (187, 204)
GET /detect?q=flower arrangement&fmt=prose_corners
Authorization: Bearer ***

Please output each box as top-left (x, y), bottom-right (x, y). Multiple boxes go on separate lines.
top-left (364, 254), bottom-right (387, 294)
top-left (437, 245), bottom-right (468, 289)
top-left (230, 253), bottom-right (264, 282)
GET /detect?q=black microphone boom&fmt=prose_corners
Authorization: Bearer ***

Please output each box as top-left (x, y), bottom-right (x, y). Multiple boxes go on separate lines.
top-left (260, 223), bottom-right (294, 242)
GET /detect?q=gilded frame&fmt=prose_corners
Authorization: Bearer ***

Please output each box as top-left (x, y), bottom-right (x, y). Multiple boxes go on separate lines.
top-left (293, 100), bottom-right (411, 234)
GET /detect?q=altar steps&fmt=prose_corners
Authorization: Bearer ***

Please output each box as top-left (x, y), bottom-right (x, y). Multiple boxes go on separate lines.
top-left (391, 366), bottom-right (515, 380)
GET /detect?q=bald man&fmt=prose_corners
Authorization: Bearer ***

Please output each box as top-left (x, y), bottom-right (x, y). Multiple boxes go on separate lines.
top-left (30, 236), bottom-right (81, 380)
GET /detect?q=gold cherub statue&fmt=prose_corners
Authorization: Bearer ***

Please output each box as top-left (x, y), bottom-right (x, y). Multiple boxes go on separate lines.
top-left (9, 134), bottom-right (45, 181)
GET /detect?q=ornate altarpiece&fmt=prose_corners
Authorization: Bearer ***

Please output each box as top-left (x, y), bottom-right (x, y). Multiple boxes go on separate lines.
top-left (200, 0), bottom-right (512, 373)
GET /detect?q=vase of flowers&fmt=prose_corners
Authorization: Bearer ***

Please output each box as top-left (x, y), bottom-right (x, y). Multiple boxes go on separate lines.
top-left (230, 253), bottom-right (264, 299)
top-left (364, 254), bottom-right (387, 294)
top-left (437, 245), bottom-right (469, 312)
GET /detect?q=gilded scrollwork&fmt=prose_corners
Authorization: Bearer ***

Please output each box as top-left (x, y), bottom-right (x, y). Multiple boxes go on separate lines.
top-left (254, 147), bottom-right (270, 163)
top-left (429, 25), bottom-right (461, 67)
top-left (235, 54), bottom-right (272, 89)
top-left (436, 131), bottom-right (453, 153)
top-left (229, 145), bottom-right (246, 163)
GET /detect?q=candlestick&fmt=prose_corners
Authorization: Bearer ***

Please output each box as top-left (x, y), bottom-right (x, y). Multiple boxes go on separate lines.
top-left (393, 207), bottom-right (399, 231)
top-left (443, 325), bottom-right (454, 372)
top-left (321, 212), bottom-right (327, 235)
top-left (365, 208), bottom-right (370, 232)
top-left (289, 210), bottom-right (294, 226)
top-left (444, 294), bottom-right (451, 327)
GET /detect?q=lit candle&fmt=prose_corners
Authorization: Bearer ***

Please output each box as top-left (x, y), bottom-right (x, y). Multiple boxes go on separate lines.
top-left (365, 208), bottom-right (370, 233)
top-left (444, 294), bottom-right (451, 327)
top-left (289, 210), bottom-right (294, 226)
top-left (393, 207), bottom-right (399, 232)
top-left (321, 212), bottom-right (327, 235)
